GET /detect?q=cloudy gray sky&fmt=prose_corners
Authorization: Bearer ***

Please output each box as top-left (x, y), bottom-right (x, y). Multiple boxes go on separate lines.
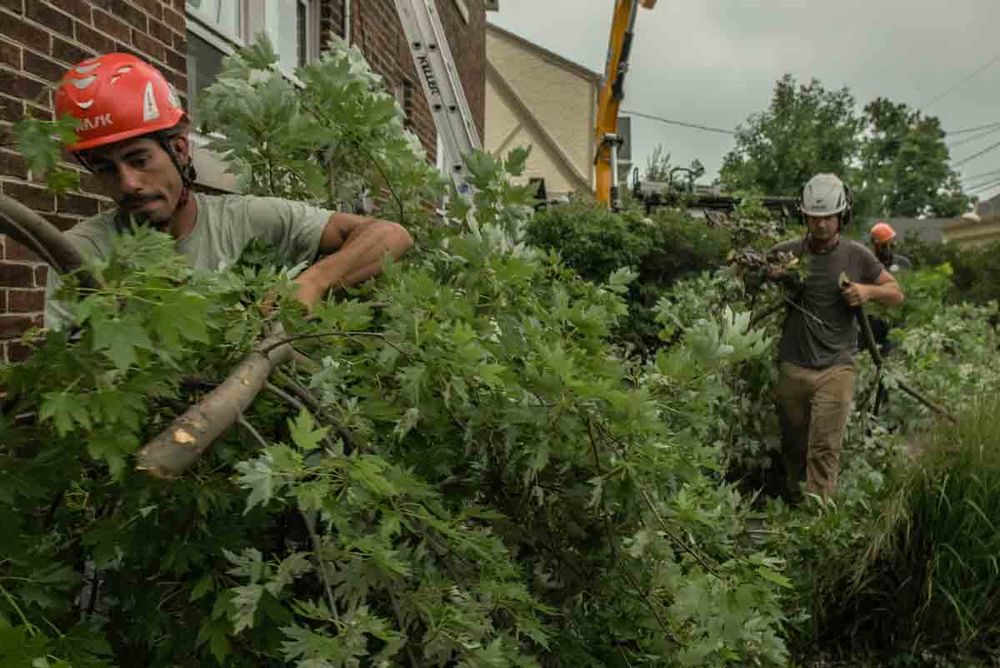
top-left (488, 1), bottom-right (1000, 202)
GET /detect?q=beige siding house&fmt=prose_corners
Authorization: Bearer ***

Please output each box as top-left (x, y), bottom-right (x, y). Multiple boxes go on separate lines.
top-left (485, 24), bottom-right (600, 199)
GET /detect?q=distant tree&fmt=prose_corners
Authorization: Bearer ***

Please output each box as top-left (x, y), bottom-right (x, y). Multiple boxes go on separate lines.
top-left (855, 98), bottom-right (969, 218)
top-left (719, 74), bottom-right (862, 198)
top-left (644, 145), bottom-right (705, 193)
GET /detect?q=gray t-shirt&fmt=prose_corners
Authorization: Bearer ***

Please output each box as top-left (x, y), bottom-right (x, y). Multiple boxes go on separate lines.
top-left (771, 237), bottom-right (884, 368)
top-left (47, 193), bottom-right (331, 326)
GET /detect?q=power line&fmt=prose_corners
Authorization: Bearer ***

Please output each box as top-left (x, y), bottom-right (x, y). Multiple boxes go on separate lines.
top-left (964, 175), bottom-right (1000, 192)
top-left (967, 177), bottom-right (1000, 194)
top-left (961, 167), bottom-right (1000, 182)
top-left (621, 109), bottom-right (736, 135)
top-left (954, 138), bottom-right (1000, 167)
top-left (947, 121), bottom-right (1000, 136)
top-left (949, 126), bottom-right (1000, 149)
top-left (921, 53), bottom-right (1000, 110)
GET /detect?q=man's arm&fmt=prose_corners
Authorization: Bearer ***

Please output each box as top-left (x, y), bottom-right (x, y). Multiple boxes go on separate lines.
top-left (293, 212), bottom-right (413, 308)
top-left (842, 270), bottom-right (904, 307)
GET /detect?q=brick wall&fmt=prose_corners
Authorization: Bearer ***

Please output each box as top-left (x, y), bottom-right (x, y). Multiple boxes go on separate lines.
top-left (319, 0), bottom-right (487, 160)
top-left (0, 0), bottom-right (185, 362)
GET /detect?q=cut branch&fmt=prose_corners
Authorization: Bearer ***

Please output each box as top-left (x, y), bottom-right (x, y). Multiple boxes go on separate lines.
top-left (0, 194), bottom-right (97, 288)
top-left (135, 331), bottom-right (295, 480)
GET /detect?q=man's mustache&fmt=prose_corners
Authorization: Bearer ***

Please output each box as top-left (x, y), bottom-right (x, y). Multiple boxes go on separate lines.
top-left (119, 195), bottom-right (159, 209)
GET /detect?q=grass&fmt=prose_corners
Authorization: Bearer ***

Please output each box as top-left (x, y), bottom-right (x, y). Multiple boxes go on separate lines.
top-left (815, 396), bottom-right (1000, 660)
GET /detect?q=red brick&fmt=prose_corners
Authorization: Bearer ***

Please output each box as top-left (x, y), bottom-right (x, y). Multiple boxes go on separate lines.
top-left (0, 96), bottom-right (23, 123)
top-left (133, 0), bottom-right (161, 19)
top-left (75, 20), bottom-right (115, 55)
top-left (0, 39), bottom-right (21, 69)
top-left (0, 151), bottom-right (27, 179)
top-left (24, 50), bottom-right (65, 83)
top-left (0, 263), bottom-right (36, 287)
top-left (56, 192), bottom-right (100, 216)
top-left (0, 314), bottom-right (41, 338)
top-left (26, 0), bottom-right (73, 35)
top-left (163, 46), bottom-right (184, 72)
top-left (59, 0), bottom-right (91, 20)
top-left (107, 0), bottom-right (146, 31)
top-left (0, 289), bottom-right (6, 311)
top-left (43, 213), bottom-right (81, 231)
top-left (3, 239), bottom-right (40, 262)
top-left (162, 5), bottom-right (182, 32)
top-left (6, 288), bottom-right (44, 312)
top-left (7, 340), bottom-right (35, 361)
top-left (93, 9), bottom-right (131, 42)
top-left (33, 265), bottom-right (46, 286)
top-left (25, 102), bottom-right (53, 120)
top-left (3, 12), bottom-right (47, 45)
top-left (0, 0), bottom-right (24, 13)
top-left (0, 68), bottom-right (47, 103)
top-left (131, 29), bottom-right (164, 61)
top-left (51, 36), bottom-right (93, 67)
top-left (147, 17), bottom-right (172, 45)
top-left (2, 181), bottom-right (54, 212)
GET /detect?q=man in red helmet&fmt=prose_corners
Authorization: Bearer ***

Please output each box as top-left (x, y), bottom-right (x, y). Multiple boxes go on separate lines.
top-left (869, 221), bottom-right (912, 274)
top-left (49, 53), bottom-right (412, 320)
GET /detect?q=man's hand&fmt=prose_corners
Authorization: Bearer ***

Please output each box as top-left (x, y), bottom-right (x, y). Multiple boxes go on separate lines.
top-left (292, 275), bottom-right (324, 311)
top-left (841, 280), bottom-right (870, 307)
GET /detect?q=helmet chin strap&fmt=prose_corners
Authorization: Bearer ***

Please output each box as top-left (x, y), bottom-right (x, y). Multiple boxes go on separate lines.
top-left (155, 131), bottom-right (197, 212)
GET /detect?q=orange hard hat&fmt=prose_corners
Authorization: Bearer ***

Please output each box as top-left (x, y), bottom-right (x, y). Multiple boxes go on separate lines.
top-left (55, 53), bottom-right (185, 152)
top-left (870, 221), bottom-right (896, 243)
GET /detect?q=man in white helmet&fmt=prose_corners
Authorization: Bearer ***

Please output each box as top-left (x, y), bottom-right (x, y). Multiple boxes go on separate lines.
top-left (769, 173), bottom-right (903, 501)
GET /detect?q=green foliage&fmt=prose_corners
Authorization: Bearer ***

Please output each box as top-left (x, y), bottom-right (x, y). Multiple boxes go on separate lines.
top-left (816, 397), bottom-right (1000, 657)
top-left (197, 33), bottom-right (443, 219)
top-left (720, 74), bottom-right (861, 200)
top-left (0, 37), bottom-right (791, 667)
top-left (720, 74), bottom-right (970, 218)
top-left (524, 200), bottom-right (732, 353)
top-left (11, 116), bottom-right (81, 194)
top-left (856, 98), bottom-right (969, 218)
top-left (900, 237), bottom-right (1000, 305)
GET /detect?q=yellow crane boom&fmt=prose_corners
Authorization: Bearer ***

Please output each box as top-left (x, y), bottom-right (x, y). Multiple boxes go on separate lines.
top-left (595, 0), bottom-right (656, 210)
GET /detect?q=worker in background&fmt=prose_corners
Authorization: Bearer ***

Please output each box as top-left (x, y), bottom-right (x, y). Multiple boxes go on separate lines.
top-left (47, 53), bottom-right (412, 327)
top-left (869, 221), bottom-right (912, 274)
top-left (769, 174), bottom-right (904, 502)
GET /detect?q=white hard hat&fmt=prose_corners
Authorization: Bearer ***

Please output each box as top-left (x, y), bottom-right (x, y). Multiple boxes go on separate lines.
top-left (801, 173), bottom-right (849, 217)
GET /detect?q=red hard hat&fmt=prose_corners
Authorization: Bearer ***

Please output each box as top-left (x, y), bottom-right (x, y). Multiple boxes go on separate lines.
top-left (55, 53), bottom-right (185, 152)
top-left (870, 221), bottom-right (896, 243)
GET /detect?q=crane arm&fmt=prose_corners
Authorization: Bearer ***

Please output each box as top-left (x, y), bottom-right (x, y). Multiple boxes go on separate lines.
top-left (595, 0), bottom-right (656, 208)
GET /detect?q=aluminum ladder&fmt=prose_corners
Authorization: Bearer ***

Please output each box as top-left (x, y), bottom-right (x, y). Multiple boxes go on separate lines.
top-left (393, 0), bottom-right (482, 193)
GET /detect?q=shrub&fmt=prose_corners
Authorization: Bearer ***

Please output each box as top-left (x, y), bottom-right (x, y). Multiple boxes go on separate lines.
top-left (525, 200), bottom-right (731, 353)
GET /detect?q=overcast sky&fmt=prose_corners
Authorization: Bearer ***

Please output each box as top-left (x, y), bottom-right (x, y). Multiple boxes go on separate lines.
top-left (488, 1), bottom-right (1000, 203)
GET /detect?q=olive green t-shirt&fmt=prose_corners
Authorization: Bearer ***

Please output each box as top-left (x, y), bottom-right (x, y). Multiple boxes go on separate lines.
top-left (771, 237), bottom-right (884, 368)
top-left (46, 192), bottom-right (331, 327)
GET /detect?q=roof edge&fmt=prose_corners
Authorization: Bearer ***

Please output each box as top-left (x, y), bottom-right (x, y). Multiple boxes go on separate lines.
top-left (486, 23), bottom-right (602, 83)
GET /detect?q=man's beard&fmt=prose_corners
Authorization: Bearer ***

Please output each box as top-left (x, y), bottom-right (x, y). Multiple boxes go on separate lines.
top-left (119, 195), bottom-right (167, 226)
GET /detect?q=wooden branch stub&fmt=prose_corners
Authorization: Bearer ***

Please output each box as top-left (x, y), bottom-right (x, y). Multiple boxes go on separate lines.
top-left (135, 334), bottom-right (295, 480)
top-left (0, 193), bottom-right (97, 288)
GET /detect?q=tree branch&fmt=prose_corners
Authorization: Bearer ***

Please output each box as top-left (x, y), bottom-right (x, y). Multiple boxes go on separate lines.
top-left (0, 194), bottom-right (97, 288)
top-left (134, 331), bottom-right (295, 480)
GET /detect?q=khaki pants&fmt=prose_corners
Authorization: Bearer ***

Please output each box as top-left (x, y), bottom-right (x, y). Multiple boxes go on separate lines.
top-left (775, 362), bottom-right (856, 501)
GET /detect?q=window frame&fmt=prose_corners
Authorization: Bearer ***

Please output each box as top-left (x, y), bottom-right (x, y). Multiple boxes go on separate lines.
top-left (185, 1), bottom-right (320, 192)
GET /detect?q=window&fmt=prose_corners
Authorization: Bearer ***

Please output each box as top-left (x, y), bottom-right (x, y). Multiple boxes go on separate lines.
top-left (185, 0), bottom-right (318, 125)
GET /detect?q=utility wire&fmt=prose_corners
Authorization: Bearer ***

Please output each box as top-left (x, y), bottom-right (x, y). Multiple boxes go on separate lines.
top-left (954, 138), bottom-right (1000, 167)
top-left (947, 121), bottom-right (1000, 136)
top-left (967, 179), bottom-right (1000, 196)
top-left (961, 167), bottom-right (1000, 182)
top-left (921, 53), bottom-right (1000, 110)
top-left (948, 126), bottom-right (1000, 149)
top-left (963, 175), bottom-right (1000, 192)
top-left (621, 109), bottom-right (736, 135)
